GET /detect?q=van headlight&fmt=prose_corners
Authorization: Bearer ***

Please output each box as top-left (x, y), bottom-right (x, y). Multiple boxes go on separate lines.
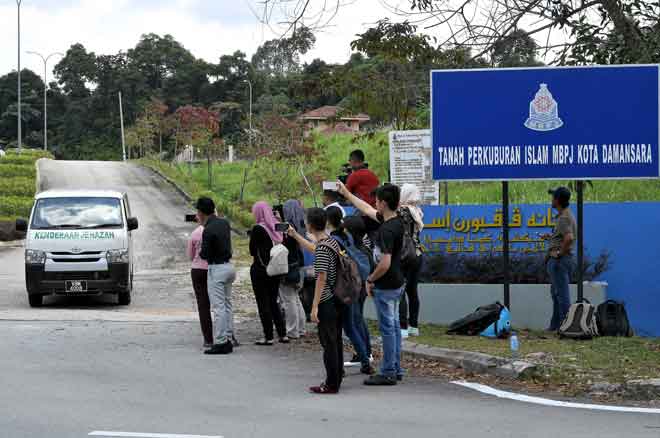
top-left (25, 249), bottom-right (46, 265)
top-left (106, 249), bottom-right (129, 264)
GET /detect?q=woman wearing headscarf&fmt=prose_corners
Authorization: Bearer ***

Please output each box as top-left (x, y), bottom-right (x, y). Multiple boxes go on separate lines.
top-left (279, 200), bottom-right (308, 339)
top-left (250, 201), bottom-right (288, 345)
top-left (398, 184), bottom-right (425, 338)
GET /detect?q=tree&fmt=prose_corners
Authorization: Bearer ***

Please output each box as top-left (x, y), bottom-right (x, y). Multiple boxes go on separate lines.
top-left (251, 26), bottom-right (316, 76)
top-left (175, 105), bottom-right (221, 189)
top-left (256, 0), bottom-right (660, 65)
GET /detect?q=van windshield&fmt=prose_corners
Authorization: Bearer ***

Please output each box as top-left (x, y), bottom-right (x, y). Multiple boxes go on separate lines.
top-left (31, 197), bottom-right (124, 230)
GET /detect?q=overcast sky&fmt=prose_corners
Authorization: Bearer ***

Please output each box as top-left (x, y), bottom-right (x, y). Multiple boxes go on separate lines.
top-left (0, 0), bottom-right (405, 81)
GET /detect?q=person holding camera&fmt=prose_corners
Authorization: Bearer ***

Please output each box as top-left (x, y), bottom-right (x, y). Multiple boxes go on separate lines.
top-left (345, 149), bottom-right (380, 207)
top-left (196, 197), bottom-right (237, 355)
top-left (250, 201), bottom-right (289, 345)
top-left (288, 208), bottom-right (345, 394)
top-left (187, 211), bottom-right (213, 348)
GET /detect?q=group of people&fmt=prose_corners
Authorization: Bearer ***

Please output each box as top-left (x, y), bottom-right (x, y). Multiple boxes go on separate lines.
top-left (186, 149), bottom-right (425, 394)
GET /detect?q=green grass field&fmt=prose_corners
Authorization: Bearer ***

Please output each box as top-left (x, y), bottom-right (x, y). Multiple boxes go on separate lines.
top-left (141, 132), bottom-right (660, 227)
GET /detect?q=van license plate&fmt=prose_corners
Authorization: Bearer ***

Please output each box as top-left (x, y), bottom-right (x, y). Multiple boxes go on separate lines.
top-left (65, 280), bottom-right (87, 293)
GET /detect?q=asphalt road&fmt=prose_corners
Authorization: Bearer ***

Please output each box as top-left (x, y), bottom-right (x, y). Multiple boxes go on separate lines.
top-left (1, 160), bottom-right (659, 438)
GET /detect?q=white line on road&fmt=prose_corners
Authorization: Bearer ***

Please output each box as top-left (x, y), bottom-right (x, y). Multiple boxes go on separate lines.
top-left (453, 381), bottom-right (660, 414)
top-left (89, 432), bottom-right (223, 438)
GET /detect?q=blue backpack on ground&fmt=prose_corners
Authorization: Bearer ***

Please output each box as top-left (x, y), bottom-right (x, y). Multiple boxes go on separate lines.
top-left (332, 233), bottom-right (372, 282)
top-left (480, 306), bottom-right (512, 338)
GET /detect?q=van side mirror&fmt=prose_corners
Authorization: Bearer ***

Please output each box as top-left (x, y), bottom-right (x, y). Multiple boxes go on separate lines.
top-left (127, 217), bottom-right (139, 231)
top-left (15, 219), bottom-right (27, 233)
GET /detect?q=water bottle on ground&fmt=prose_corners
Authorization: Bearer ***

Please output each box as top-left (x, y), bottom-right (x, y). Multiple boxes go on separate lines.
top-left (510, 331), bottom-right (519, 361)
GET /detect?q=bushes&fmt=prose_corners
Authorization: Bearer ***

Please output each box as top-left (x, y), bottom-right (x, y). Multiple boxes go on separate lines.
top-left (0, 177), bottom-right (35, 197)
top-left (0, 149), bottom-right (49, 221)
top-left (0, 164), bottom-right (36, 178)
top-left (420, 251), bottom-right (611, 284)
top-left (0, 196), bottom-right (33, 218)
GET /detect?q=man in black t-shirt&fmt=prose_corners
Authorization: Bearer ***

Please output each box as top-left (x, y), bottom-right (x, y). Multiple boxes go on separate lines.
top-left (338, 182), bottom-right (405, 386)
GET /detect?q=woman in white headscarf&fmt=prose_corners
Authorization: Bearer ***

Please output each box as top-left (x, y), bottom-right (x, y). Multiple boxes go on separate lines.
top-left (398, 184), bottom-right (424, 338)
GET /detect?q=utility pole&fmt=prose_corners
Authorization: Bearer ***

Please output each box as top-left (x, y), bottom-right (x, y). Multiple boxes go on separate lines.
top-left (119, 92), bottom-right (126, 162)
top-left (27, 51), bottom-right (63, 151)
top-left (17, 0), bottom-right (23, 152)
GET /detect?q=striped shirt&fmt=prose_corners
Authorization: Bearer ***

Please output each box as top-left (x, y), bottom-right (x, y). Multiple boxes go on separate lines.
top-left (314, 238), bottom-right (340, 303)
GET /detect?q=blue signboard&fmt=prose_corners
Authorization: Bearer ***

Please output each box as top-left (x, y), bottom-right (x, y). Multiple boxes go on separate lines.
top-left (431, 65), bottom-right (660, 181)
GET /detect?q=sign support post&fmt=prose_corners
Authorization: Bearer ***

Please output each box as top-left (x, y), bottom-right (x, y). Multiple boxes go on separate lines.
top-left (502, 181), bottom-right (511, 309)
top-left (577, 181), bottom-right (584, 302)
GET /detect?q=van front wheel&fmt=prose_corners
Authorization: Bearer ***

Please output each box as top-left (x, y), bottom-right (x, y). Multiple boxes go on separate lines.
top-left (28, 295), bottom-right (43, 308)
top-left (118, 292), bottom-right (131, 306)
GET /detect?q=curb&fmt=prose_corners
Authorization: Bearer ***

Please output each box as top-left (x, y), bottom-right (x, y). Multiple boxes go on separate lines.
top-left (402, 341), bottom-right (537, 379)
top-left (141, 162), bottom-right (194, 203)
top-left (139, 162), bottom-right (247, 236)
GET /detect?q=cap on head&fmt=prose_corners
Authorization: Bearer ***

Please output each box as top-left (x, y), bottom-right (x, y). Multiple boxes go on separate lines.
top-left (548, 187), bottom-right (571, 207)
top-left (195, 197), bottom-right (215, 215)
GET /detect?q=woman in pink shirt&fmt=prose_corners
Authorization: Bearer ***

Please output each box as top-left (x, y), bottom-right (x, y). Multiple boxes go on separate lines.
top-left (187, 215), bottom-right (213, 347)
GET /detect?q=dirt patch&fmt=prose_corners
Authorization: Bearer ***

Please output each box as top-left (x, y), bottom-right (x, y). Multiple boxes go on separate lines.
top-left (0, 220), bottom-right (23, 242)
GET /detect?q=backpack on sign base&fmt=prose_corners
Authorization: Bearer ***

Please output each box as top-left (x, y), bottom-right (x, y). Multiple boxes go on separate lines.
top-left (558, 300), bottom-right (599, 340)
top-left (447, 302), bottom-right (504, 336)
top-left (596, 300), bottom-right (634, 337)
top-left (480, 306), bottom-right (512, 339)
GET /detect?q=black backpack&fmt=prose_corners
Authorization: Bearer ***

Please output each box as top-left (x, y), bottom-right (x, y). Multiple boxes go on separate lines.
top-left (596, 300), bottom-right (634, 337)
top-left (447, 302), bottom-right (504, 336)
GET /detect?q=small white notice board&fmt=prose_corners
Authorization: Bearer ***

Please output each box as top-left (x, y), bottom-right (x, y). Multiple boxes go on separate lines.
top-left (389, 130), bottom-right (439, 205)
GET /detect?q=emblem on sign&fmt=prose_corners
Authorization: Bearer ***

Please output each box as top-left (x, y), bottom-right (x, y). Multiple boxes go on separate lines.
top-left (525, 83), bottom-right (563, 132)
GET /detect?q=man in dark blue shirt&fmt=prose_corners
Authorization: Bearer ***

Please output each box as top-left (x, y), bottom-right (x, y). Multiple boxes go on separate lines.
top-left (197, 197), bottom-right (236, 355)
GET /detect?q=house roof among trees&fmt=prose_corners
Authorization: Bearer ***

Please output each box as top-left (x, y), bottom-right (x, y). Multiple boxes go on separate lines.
top-left (300, 106), bottom-right (370, 121)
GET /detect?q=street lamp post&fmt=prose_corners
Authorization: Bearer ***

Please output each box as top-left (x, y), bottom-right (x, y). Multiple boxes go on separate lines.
top-left (243, 79), bottom-right (253, 134)
top-left (27, 51), bottom-right (63, 151)
top-left (17, 0), bottom-right (23, 152)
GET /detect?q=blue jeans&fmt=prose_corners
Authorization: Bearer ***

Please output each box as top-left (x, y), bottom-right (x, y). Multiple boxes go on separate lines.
top-left (342, 297), bottom-right (372, 366)
top-left (547, 257), bottom-right (573, 330)
top-left (374, 286), bottom-right (404, 378)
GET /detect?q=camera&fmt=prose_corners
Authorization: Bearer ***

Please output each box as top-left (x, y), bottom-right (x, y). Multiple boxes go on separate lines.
top-left (338, 162), bottom-right (368, 184)
top-left (275, 222), bottom-right (290, 232)
top-left (185, 214), bottom-right (198, 223)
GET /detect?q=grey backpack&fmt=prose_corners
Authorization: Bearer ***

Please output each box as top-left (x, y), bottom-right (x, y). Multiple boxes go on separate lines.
top-left (559, 300), bottom-right (599, 339)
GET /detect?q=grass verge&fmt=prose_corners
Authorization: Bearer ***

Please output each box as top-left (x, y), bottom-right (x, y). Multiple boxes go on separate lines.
top-left (406, 323), bottom-right (660, 394)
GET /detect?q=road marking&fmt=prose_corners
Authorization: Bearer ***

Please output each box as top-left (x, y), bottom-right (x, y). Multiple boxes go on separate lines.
top-left (89, 432), bottom-right (222, 438)
top-left (453, 381), bottom-right (660, 414)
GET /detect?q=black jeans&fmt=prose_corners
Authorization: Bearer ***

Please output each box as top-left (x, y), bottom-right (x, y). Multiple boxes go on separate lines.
top-left (400, 255), bottom-right (423, 329)
top-left (317, 299), bottom-right (344, 391)
top-left (191, 268), bottom-right (213, 345)
top-left (251, 266), bottom-right (286, 340)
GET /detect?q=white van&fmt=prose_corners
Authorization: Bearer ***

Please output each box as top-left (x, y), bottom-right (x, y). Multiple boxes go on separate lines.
top-left (15, 190), bottom-right (138, 307)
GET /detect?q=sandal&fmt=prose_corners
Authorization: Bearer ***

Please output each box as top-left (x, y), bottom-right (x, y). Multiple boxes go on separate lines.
top-left (309, 383), bottom-right (338, 394)
top-left (254, 339), bottom-right (274, 346)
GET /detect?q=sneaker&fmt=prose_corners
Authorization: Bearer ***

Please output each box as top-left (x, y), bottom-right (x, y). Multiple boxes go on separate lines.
top-left (203, 342), bottom-right (213, 349)
top-left (408, 327), bottom-right (419, 337)
top-left (360, 364), bottom-right (376, 375)
top-left (309, 383), bottom-right (338, 394)
top-left (344, 354), bottom-right (361, 367)
top-left (364, 374), bottom-right (397, 386)
top-left (204, 341), bottom-right (233, 355)
top-left (401, 329), bottom-right (409, 339)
